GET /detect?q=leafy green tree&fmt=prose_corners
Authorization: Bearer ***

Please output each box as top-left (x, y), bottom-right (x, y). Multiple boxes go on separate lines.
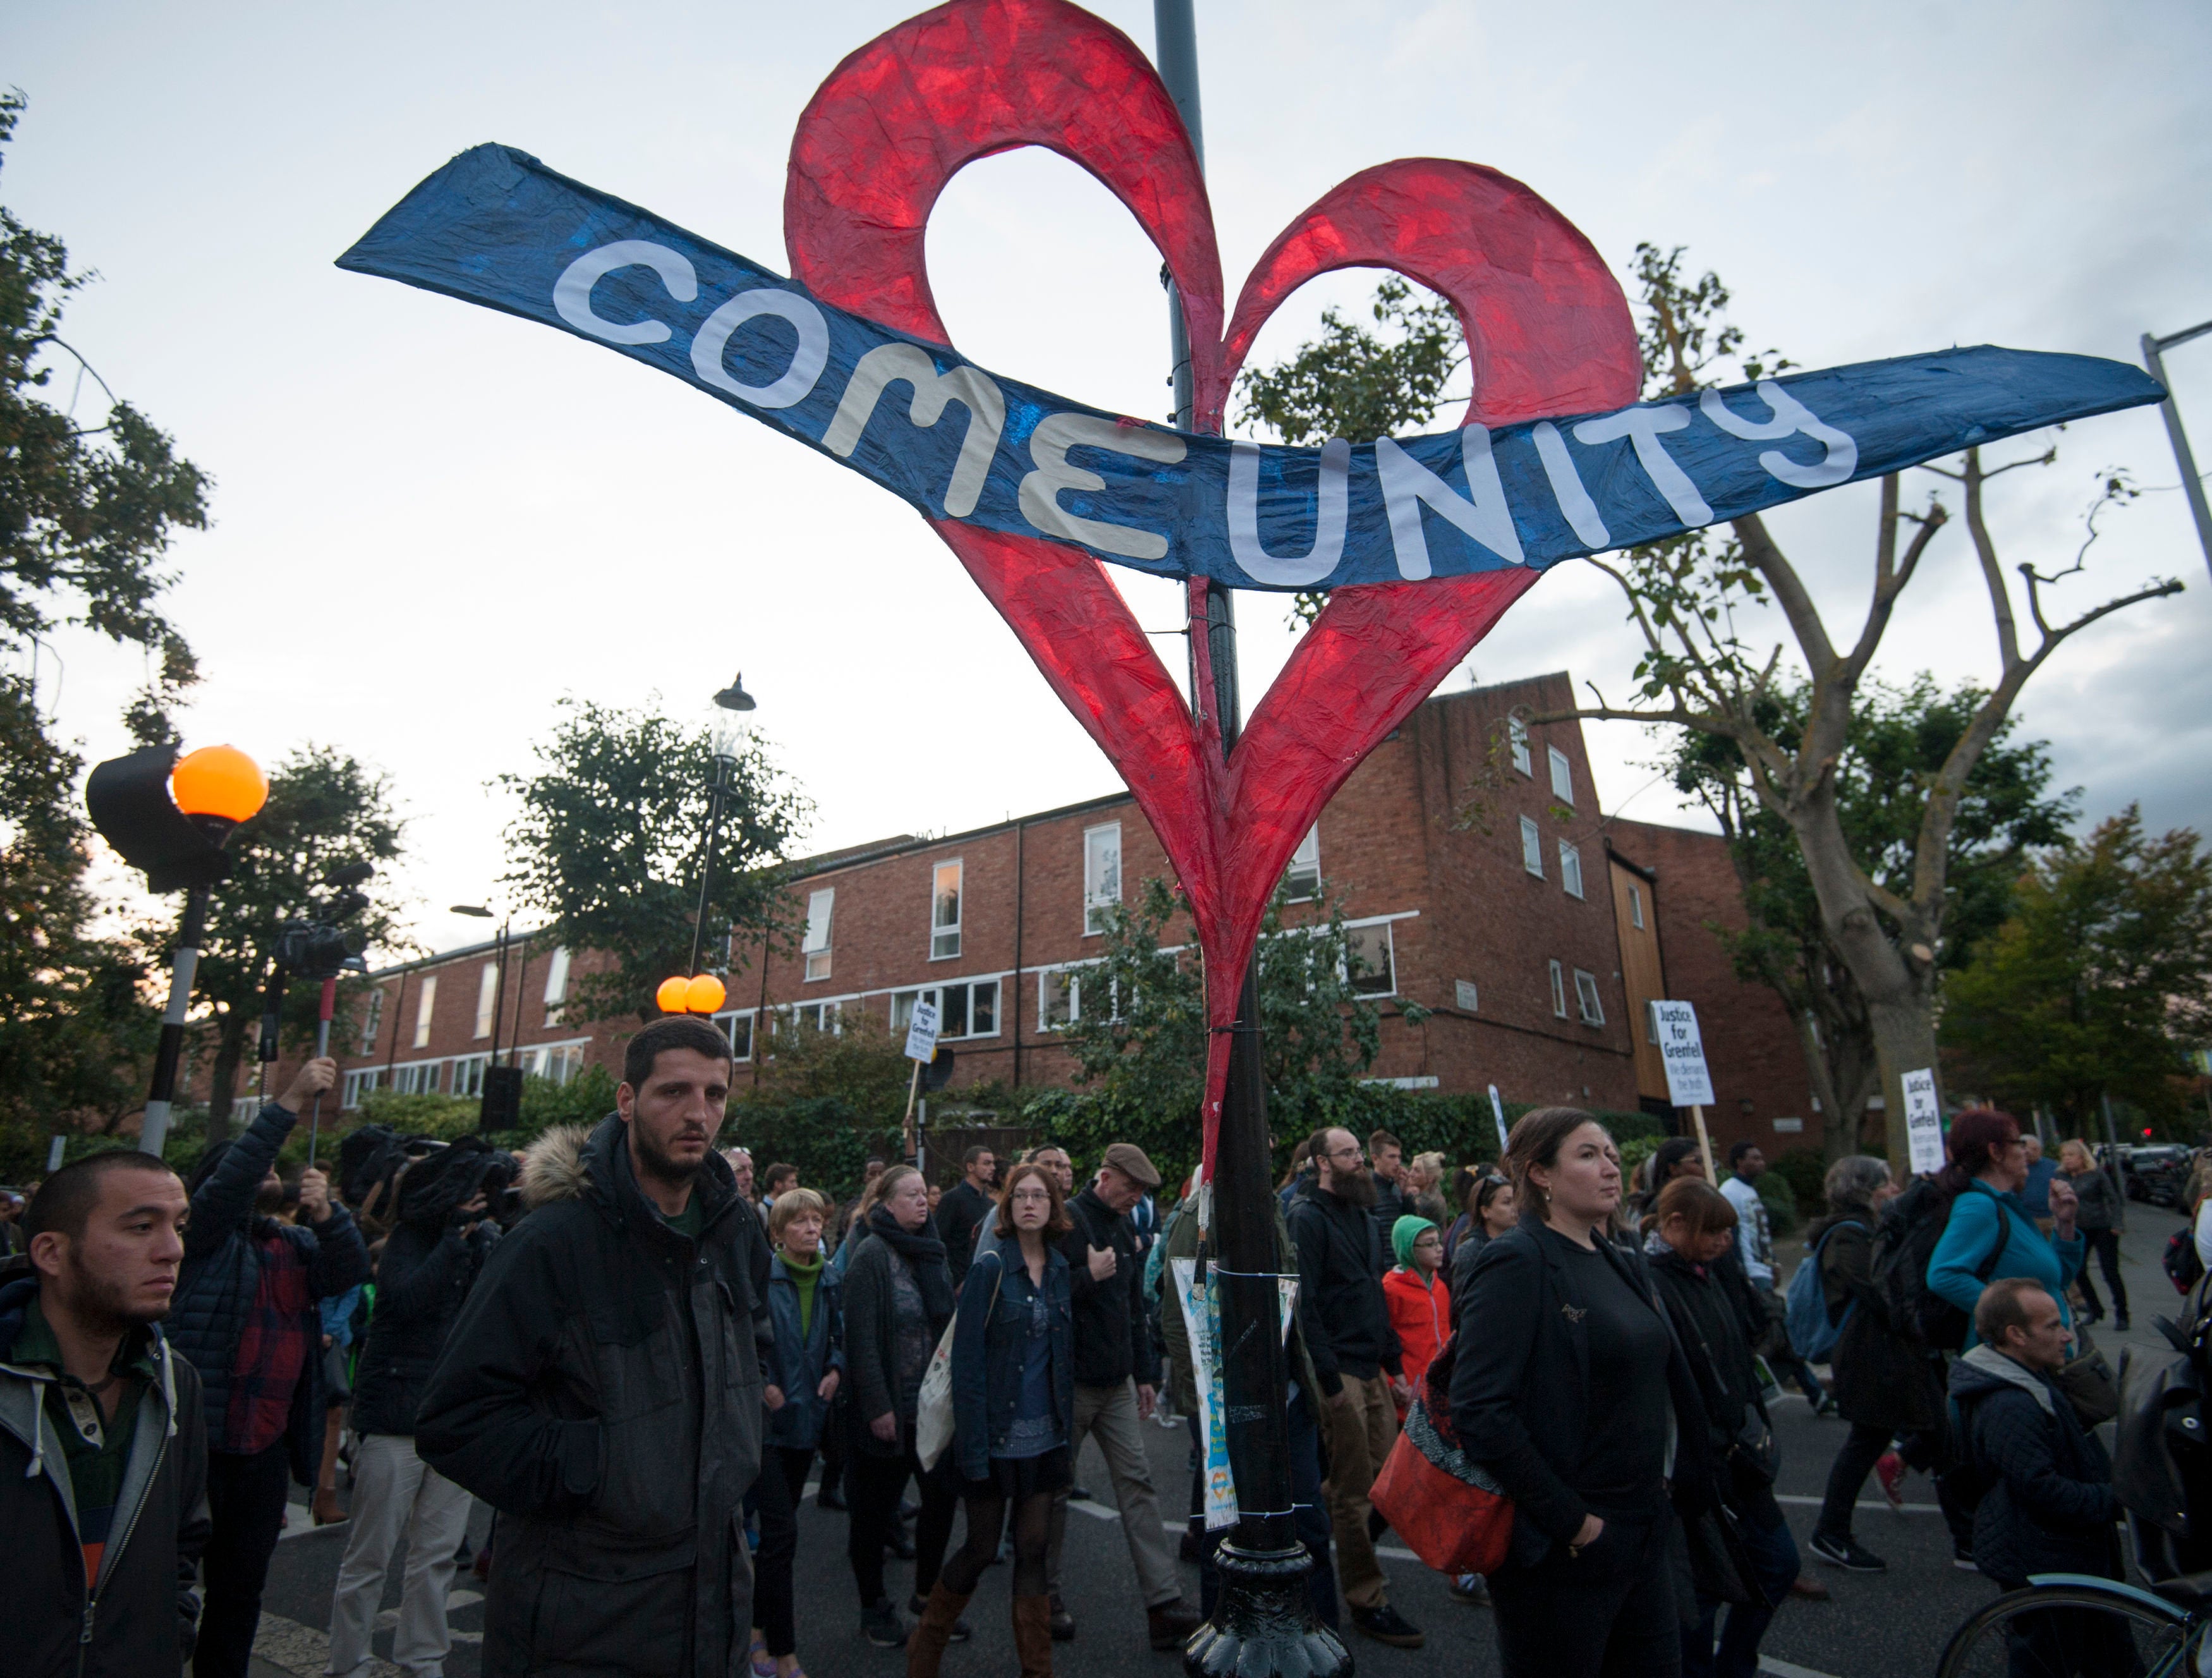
top-left (1042, 875), bottom-right (1419, 1182)
top-left (1943, 807), bottom-right (2212, 1133)
top-left (188, 747), bottom-right (408, 1141)
top-left (1241, 245), bottom-right (2179, 1172)
top-left (0, 90), bottom-right (212, 1165)
top-left (500, 697), bottom-right (809, 1024)
top-left (1666, 674), bottom-right (2074, 1158)
top-left (728, 1015), bottom-right (909, 1196)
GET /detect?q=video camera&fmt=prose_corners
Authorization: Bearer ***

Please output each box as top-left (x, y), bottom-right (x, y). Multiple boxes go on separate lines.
top-left (259, 861), bottom-right (376, 1064)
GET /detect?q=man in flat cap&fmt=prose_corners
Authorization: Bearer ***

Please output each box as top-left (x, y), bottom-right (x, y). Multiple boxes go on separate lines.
top-left (1043, 1143), bottom-right (1200, 1651)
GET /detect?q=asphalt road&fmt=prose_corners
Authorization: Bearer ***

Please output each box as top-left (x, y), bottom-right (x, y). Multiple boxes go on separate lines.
top-left (249, 1200), bottom-right (2191, 1678)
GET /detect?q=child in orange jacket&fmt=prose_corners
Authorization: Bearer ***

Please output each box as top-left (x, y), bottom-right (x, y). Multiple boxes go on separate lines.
top-left (1381, 1215), bottom-right (1447, 1414)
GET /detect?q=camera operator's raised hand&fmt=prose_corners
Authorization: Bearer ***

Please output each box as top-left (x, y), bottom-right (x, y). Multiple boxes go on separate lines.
top-left (297, 1166), bottom-right (334, 1226)
top-left (277, 1055), bottom-right (338, 1116)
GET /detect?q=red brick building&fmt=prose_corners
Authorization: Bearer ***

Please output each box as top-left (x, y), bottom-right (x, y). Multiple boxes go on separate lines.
top-left (322, 673), bottom-right (1818, 1160)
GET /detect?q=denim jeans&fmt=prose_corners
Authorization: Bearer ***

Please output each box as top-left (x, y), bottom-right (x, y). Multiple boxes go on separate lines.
top-left (1682, 1504), bottom-right (1800, 1678)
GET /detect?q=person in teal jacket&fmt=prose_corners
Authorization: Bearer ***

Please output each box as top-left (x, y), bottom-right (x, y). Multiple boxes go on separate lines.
top-left (1928, 1109), bottom-right (2082, 1350)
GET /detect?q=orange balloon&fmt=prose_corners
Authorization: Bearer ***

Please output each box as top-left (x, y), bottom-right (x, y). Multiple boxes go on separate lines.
top-left (655, 975), bottom-right (693, 1014)
top-left (684, 973), bottom-right (727, 1014)
top-left (170, 744), bottom-right (268, 824)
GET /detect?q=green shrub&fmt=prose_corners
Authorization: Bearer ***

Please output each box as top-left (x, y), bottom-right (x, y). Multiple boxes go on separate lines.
top-left (1773, 1148), bottom-right (1828, 1217)
top-left (1754, 1168), bottom-right (1800, 1236)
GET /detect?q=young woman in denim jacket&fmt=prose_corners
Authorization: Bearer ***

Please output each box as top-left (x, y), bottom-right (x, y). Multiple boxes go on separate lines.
top-left (908, 1161), bottom-right (1073, 1678)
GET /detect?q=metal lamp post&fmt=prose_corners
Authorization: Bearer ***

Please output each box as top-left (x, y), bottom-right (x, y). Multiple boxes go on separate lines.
top-left (1153, 5), bottom-right (1348, 1674)
top-left (686, 674), bottom-right (756, 982)
top-left (2142, 319), bottom-right (2212, 585)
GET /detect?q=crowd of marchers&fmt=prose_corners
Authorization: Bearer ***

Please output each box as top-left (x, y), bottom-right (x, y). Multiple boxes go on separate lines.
top-left (0, 1008), bottom-right (2165, 1678)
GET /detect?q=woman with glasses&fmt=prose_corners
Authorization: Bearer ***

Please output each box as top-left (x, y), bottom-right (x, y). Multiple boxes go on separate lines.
top-left (1928, 1109), bottom-right (2084, 1353)
top-left (907, 1161), bottom-right (1074, 1678)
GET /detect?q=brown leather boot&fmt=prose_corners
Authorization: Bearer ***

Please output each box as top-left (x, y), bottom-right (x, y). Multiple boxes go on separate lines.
top-left (1012, 1595), bottom-right (1054, 1678)
top-left (906, 1580), bottom-right (973, 1678)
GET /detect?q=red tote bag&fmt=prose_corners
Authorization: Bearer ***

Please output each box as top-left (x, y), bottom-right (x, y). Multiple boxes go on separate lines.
top-left (1368, 1336), bottom-right (1514, 1577)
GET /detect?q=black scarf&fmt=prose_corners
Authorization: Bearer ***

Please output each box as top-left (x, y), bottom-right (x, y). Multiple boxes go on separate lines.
top-left (868, 1204), bottom-right (954, 1326)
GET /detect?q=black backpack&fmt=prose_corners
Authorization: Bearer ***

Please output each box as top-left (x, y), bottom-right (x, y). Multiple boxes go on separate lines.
top-left (2165, 1229), bottom-right (2205, 1294)
top-left (1869, 1177), bottom-right (2005, 1353)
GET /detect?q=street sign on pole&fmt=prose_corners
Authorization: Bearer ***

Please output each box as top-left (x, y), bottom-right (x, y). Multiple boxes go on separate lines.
top-left (1903, 1067), bottom-right (1945, 1176)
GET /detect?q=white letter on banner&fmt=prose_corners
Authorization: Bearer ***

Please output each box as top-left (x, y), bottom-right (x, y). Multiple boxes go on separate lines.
top-left (1375, 427), bottom-right (1524, 581)
top-left (821, 344), bottom-right (1006, 520)
top-left (1018, 415), bottom-right (1186, 562)
top-left (552, 241), bottom-right (698, 345)
top-left (1227, 438), bottom-right (1349, 586)
top-left (691, 289), bottom-right (829, 410)
top-left (1699, 381), bottom-right (1858, 489)
top-left (1573, 404), bottom-right (1713, 525)
top-left (1531, 421), bottom-right (1612, 548)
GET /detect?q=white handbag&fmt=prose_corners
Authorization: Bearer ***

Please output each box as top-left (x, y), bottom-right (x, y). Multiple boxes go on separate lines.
top-left (915, 1255), bottom-right (1001, 1471)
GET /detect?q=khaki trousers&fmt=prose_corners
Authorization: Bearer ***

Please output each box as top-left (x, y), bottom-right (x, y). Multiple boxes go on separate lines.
top-left (325, 1432), bottom-right (474, 1677)
top-left (1045, 1378), bottom-right (1183, 1608)
top-left (1316, 1371), bottom-right (1398, 1610)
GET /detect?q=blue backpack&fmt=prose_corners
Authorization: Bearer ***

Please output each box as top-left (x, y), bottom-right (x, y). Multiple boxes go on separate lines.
top-left (1785, 1220), bottom-right (1861, 1362)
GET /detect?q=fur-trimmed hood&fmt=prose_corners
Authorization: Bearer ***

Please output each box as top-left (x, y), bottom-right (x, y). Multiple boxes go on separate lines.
top-left (520, 1122), bottom-right (595, 1210)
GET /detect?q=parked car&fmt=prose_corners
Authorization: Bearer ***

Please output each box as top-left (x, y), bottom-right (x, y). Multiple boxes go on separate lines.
top-left (2123, 1144), bottom-right (2193, 1208)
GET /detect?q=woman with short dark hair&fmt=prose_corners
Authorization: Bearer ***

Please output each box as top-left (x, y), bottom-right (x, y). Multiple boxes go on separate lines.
top-left (1928, 1109), bottom-right (2084, 1349)
top-left (1452, 1109), bottom-right (1714, 1678)
top-left (1645, 1179), bottom-right (1799, 1678)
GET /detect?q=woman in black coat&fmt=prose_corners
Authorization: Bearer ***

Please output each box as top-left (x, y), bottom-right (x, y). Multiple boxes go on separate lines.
top-left (1645, 1179), bottom-right (1799, 1678)
top-left (1452, 1108), bottom-right (1715, 1678)
top-left (840, 1165), bottom-right (958, 1650)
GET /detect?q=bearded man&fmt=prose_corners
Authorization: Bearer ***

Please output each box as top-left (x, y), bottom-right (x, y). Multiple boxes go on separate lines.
top-left (167, 1056), bottom-right (368, 1677)
top-left (416, 1014), bottom-right (773, 1678)
top-left (1287, 1126), bottom-right (1420, 1650)
top-left (0, 1150), bottom-right (210, 1676)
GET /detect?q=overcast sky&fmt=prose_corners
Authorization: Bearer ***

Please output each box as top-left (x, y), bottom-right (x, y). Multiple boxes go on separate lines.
top-left (9, 1), bottom-right (2211, 959)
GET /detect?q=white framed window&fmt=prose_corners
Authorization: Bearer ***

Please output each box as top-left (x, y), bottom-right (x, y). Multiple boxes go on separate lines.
top-left (1574, 968), bottom-right (1605, 1026)
top-left (475, 962), bottom-right (499, 1039)
top-left (1548, 745), bottom-right (1574, 805)
top-left (543, 945), bottom-right (571, 1023)
top-left (1509, 715), bottom-right (1532, 776)
top-left (540, 1043), bottom-right (587, 1086)
top-left (1629, 882), bottom-right (1646, 930)
top-left (932, 861), bottom-right (963, 959)
top-left (1520, 815), bottom-right (1545, 878)
top-left (785, 1000), bottom-right (842, 1034)
top-left (1284, 825), bottom-right (1321, 901)
top-left (1346, 922), bottom-right (1396, 998)
top-left (358, 987), bottom-right (385, 1056)
top-left (803, 887), bottom-right (835, 982)
top-left (413, 974), bottom-right (438, 1048)
top-left (1559, 840), bottom-right (1585, 900)
top-left (1645, 999), bottom-right (1662, 1045)
top-left (340, 1067), bottom-right (382, 1109)
top-left (1040, 966), bottom-right (1113, 1028)
top-left (393, 1059), bottom-right (443, 1096)
top-left (451, 1052), bottom-right (488, 1098)
top-left (711, 1010), bottom-right (756, 1061)
top-left (1548, 959), bottom-right (1567, 1019)
top-left (1084, 824), bottom-right (1122, 934)
top-left (1455, 978), bottom-right (1479, 1012)
top-left (893, 979), bottom-right (1000, 1039)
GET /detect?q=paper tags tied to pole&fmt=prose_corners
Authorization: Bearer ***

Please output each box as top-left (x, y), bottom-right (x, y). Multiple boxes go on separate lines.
top-left (1903, 1067), bottom-right (1945, 1176)
top-left (1171, 1256), bottom-right (1298, 1531)
top-left (1649, 1000), bottom-right (1716, 1108)
top-left (903, 1001), bottom-right (940, 1064)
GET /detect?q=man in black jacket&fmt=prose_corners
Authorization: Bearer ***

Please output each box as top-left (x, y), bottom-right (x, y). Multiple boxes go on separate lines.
top-left (325, 1140), bottom-right (503, 1678)
top-left (167, 1055), bottom-right (368, 1678)
top-left (0, 1150), bottom-right (210, 1678)
top-left (1044, 1143), bottom-right (1201, 1650)
top-left (416, 1015), bottom-right (772, 1678)
top-left (1288, 1127), bottom-right (1419, 1649)
top-left (935, 1144), bottom-right (997, 1291)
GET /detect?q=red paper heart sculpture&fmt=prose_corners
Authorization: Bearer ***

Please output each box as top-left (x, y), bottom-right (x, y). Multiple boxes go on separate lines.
top-left (787, 0), bottom-right (1641, 1165)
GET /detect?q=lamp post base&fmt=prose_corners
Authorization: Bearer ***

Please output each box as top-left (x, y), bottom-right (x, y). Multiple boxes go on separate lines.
top-left (1184, 1538), bottom-right (1352, 1678)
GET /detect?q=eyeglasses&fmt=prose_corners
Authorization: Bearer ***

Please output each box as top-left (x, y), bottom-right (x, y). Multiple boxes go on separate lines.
top-left (1327, 1145), bottom-right (1363, 1162)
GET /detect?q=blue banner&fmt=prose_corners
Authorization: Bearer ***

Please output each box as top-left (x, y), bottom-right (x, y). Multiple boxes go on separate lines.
top-left (340, 144), bottom-right (2165, 592)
